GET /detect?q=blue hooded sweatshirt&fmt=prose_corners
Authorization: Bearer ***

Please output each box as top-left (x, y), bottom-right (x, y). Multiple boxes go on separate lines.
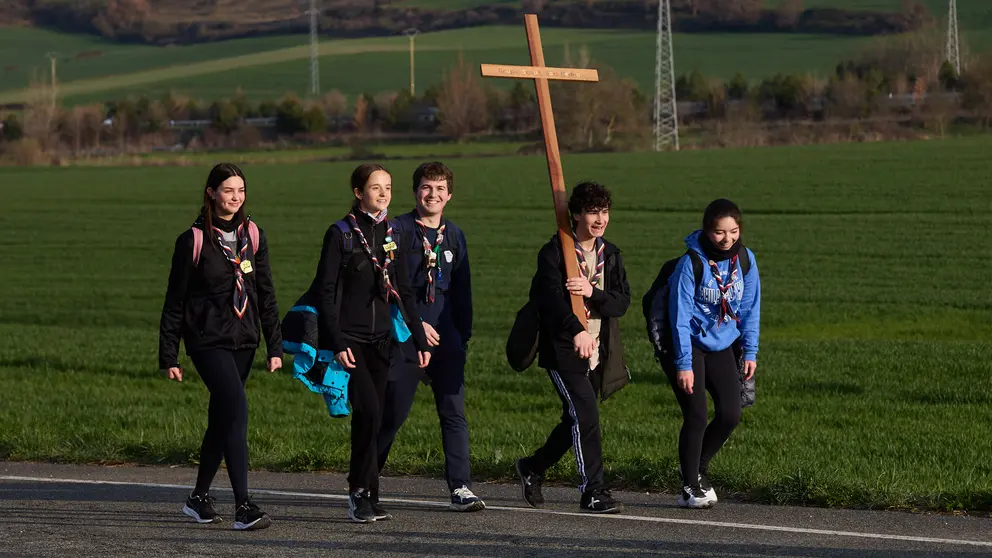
top-left (668, 230), bottom-right (761, 371)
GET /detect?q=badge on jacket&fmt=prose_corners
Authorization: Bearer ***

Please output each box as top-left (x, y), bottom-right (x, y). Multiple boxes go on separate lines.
top-left (444, 250), bottom-right (453, 263)
top-left (240, 260), bottom-right (254, 274)
top-left (383, 241), bottom-right (398, 252)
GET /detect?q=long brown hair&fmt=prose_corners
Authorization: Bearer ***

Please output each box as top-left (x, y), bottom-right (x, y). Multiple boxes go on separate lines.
top-left (200, 163), bottom-right (248, 245)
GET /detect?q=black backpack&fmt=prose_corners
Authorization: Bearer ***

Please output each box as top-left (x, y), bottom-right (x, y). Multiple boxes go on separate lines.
top-left (506, 266), bottom-right (542, 372)
top-left (641, 249), bottom-right (751, 361)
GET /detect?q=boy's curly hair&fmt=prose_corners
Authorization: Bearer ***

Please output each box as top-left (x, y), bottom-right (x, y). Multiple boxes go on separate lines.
top-left (568, 182), bottom-right (612, 218)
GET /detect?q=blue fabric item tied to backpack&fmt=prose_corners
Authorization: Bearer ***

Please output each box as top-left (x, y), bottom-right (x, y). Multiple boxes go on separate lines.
top-left (282, 304), bottom-right (351, 418)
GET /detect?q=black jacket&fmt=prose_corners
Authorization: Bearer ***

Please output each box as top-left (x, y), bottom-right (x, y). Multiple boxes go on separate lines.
top-left (305, 208), bottom-right (429, 353)
top-left (158, 217), bottom-right (283, 370)
top-left (531, 234), bottom-right (631, 400)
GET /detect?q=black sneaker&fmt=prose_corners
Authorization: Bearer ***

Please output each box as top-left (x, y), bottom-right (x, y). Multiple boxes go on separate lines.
top-left (348, 489), bottom-right (376, 523)
top-left (515, 458), bottom-right (544, 508)
top-left (580, 488), bottom-right (622, 514)
top-left (369, 488), bottom-right (393, 521)
top-left (677, 485), bottom-right (717, 509)
top-left (234, 497), bottom-right (272, 530)
top-left (182, 492), bottom-right (222, 524)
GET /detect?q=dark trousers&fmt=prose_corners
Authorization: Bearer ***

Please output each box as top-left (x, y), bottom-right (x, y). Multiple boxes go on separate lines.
top-left (524, 367), bottom-right (604, 494)
top-left (664, 346), bottom-right (742, 487)
top-left (377, 340), bottom-right (471, 492)
top-left (189, 348), bottom-right (255, 505)
top-left (346, 340), bottom-right (392, 492)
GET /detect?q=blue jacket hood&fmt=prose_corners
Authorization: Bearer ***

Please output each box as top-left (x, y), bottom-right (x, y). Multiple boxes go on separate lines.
top-left (685, 230), bottom-right (706, 259)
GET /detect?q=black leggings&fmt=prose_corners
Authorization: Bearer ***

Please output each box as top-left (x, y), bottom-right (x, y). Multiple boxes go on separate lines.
top-left (189, 348), bottom-right (255, 505)
top-left (665, 346), bottom-right (741, 487)
top-left (346, 340), bottom-right (392, 492)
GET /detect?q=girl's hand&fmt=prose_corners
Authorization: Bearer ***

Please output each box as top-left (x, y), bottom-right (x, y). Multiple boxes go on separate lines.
top-left (267, 357), bottom-right (283, 373)
top-left (162, 367), bottom-right (183, 382)
top-left (677, 370), bottom-right (693, 394)
top-left (418, 351), bottom-right (431, 369)
top-left (336, 348), bottom-right (357, 369)
top-left (743, 360), bottom-right (756, 381)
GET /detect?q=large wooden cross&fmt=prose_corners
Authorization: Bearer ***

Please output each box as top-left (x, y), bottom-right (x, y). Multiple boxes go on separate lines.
top-left (480, 14), bottom-right (599, 328)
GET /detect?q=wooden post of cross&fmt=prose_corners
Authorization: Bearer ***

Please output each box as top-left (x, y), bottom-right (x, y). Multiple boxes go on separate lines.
top-left (480, 14), bottom-right (599, 328)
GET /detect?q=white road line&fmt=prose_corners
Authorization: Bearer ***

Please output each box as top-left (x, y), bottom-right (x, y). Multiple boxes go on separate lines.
top-left (2, 475), bottom-right (991, 549)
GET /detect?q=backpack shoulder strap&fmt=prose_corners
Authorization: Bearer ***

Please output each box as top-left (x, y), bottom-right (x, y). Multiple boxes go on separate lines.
top-left (334, 219), bottom-right (353, 254)
top-left (387, 219), bottom-right (400, 249)
top-left (687, 250), bottom-right (703, 287)
top-left (248, 221), bottom-right (260, 254)
top-left (739, 246), bottom-right (752, 276)
top-left (191, 227), bottom-right (203, 267)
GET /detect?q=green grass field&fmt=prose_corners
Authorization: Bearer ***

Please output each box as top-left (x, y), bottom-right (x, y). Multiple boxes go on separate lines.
top-left (1, 137), bottom-right (991, 512)
top-left (0, 27), bottom-right (880, 106)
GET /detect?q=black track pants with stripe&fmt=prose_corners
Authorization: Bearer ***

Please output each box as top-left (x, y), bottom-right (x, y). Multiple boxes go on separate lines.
top-left (525, 368), bottom-right (604, 494)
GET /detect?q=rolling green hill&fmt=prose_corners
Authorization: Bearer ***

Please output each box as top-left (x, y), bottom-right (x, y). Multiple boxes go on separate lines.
top-left (1, 0), bottom-right (991, 106)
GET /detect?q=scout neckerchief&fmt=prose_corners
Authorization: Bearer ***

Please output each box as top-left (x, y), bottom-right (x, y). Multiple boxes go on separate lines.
top-left (347, 212), bottom-right (400, 302)
top-left (414, 215), bottom-right (446, 304)
top-left (573, 235), bottom-right (605, 320)
top-left (212, 220), bottom-right (251, 319)
top-left (707, 255), bottom-right (740, 325)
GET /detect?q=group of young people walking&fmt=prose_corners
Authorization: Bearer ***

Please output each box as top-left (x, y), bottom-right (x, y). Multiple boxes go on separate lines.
top-left (158, 161), bottom-right (762, 529)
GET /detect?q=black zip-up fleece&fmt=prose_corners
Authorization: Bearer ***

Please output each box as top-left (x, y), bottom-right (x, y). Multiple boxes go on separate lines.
top-left (158, 216), bottom-right (283, 370)
top-left (306, 208), bottom-right (429, 354)
top-left (530, 234), bottom-right (631, 400)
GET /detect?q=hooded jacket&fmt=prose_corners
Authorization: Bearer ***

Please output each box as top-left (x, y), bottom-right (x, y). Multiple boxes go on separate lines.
top-left (669, 230), bottom-right (761, 371)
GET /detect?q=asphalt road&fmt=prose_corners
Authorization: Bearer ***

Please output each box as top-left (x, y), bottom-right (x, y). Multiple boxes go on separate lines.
top-left (0, 461), bottom-right (989, 557)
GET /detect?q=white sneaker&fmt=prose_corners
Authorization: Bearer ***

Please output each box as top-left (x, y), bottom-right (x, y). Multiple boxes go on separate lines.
top-left (449, 486), bottom-right (486, 512)
top-left (678, 485), bottom-right (717, 509)
top-left (678, 465), bottom-right (717, 501)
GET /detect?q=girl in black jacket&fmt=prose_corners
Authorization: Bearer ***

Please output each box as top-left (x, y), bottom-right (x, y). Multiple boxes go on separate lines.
top-left (159, 163), bottom-right (282, 531)
top-left (306, 163), bottom-right (431, 523)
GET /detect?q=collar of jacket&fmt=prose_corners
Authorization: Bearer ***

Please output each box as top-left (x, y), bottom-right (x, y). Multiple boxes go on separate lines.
top-left (550, 233), bottom-right (620, 258)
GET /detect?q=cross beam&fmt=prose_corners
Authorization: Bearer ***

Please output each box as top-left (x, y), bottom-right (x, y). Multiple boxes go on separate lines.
top-left (480, 14), bottom-right (600, 329)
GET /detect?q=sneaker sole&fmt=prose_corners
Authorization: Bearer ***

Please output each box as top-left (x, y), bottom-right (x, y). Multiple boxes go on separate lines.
top-left (182, 504), bottom-right (221, 524)
top-left (233, 515), bottom-right (271, 531)
top-left (581, 504), bottom-right (623, 515)
top-left (514, 460), bottom-right (543, 509)
top-left (449, 500), bottom-right (486, 512)
top-left (677, 496), bottom-right (716, 509)
top-left (347, 509), bottom-right (376, 524)
top-left (374, 512), bottom-right (393, 521)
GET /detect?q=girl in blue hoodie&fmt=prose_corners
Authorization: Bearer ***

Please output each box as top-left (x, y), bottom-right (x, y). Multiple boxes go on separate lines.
top-left (666, 198), bottom-right (760, 509)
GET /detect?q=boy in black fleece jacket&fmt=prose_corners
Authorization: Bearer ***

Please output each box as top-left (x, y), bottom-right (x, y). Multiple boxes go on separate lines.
top-left (514, 182), bottom-right (631, 515)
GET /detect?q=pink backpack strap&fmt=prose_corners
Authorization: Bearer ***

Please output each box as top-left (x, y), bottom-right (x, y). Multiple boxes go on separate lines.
top-left (191, 227), bottom-right (203, 267)
top-left (248, 221), bottom-right (260, 254)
